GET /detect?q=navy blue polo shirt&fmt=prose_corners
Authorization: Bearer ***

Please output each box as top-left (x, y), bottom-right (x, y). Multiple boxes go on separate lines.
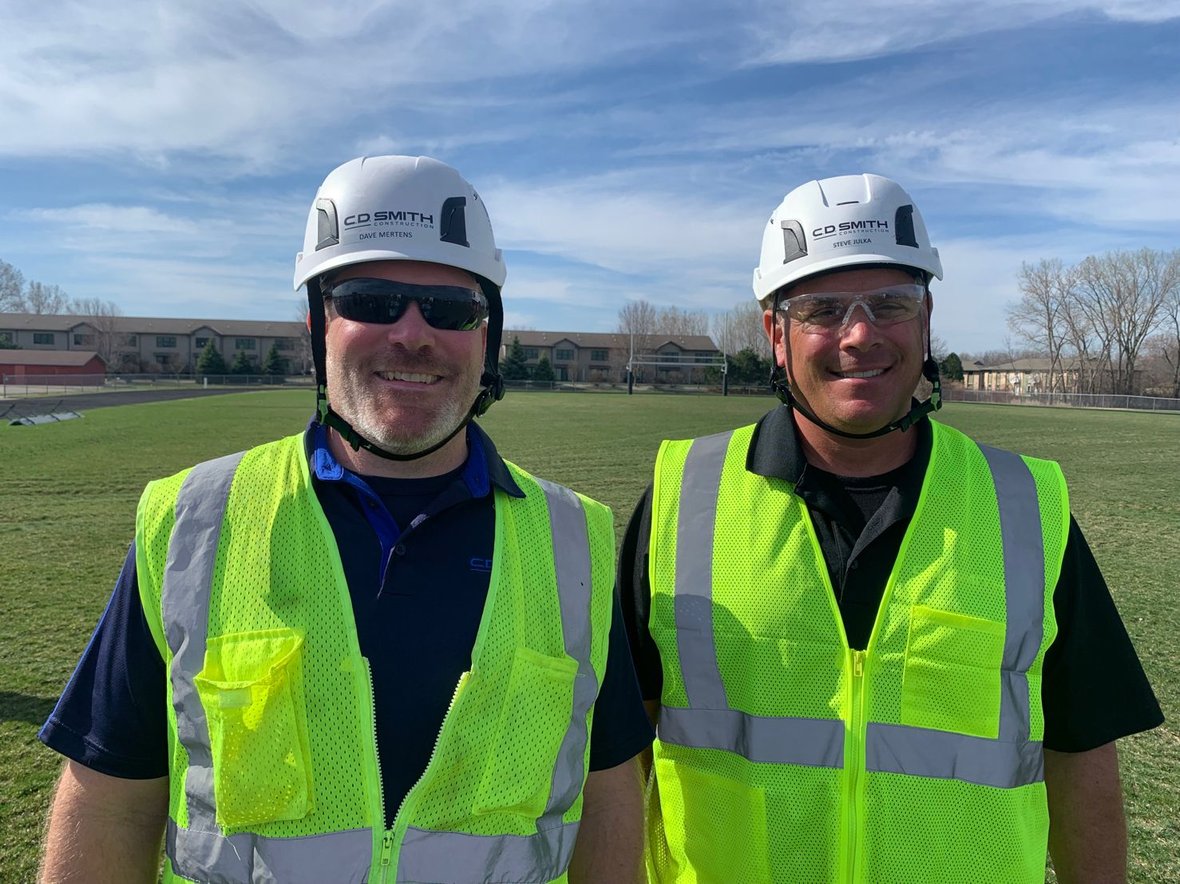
top-left (41, 423), bottom-right (653, 826)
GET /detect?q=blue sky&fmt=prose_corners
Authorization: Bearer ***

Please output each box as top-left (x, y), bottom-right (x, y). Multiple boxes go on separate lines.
top-left (2, 0), bottom-right (1178, 355)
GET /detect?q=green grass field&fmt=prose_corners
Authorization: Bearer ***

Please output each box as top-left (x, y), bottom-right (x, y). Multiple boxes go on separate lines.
top-left (1, 391), bottom-right (1176, 881)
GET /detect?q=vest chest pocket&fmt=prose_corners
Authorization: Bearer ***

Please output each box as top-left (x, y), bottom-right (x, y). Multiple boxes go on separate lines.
top-left (193, 628), bottom-right (314, 831)
top-left (900, 605), bottom-right (1005, 739)
top-left (474, 646), bottom-right (579, 819)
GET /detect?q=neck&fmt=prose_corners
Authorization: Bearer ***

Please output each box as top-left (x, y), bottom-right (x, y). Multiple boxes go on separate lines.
top-left (794, 410), bottom-right (918, 477)
top-left (327, 427), bottom-right (469, 479)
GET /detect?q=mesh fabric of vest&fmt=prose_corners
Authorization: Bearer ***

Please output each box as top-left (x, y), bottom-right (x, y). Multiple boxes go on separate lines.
top-left (646, 421), bottom-right (1069, 884)
top-left (137, 435), bottom-right (616, 883)
top-left (405, 462), bottom-right (614, 843)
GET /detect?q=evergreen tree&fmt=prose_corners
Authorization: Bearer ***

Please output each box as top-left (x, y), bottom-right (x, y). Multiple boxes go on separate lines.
top-left (532, 355), bottom-right (555, 383)
top-left (230, 350), bottom-right (255, 375)
top-left (262, 342), bottom-right (286, 376)
top-left (729, 348), bottom-right (772, 385)
top-left (196, 339), bottom-right (228, 375)
top-left (500, 335), bottom-right (531, 380)
top-left (939, 352), bottom-right (964, 381)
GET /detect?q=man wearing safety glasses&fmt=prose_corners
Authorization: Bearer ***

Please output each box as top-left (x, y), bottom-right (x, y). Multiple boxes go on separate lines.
top-left (618, 174), bottom-right (1161, 882)
top-left (39, 156), bottom-right (652, 883)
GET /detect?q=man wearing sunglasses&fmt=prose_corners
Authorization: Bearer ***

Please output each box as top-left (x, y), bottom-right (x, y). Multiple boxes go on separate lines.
top-left (619, 174), bottom-right (1161, 881)
top-left (39, 156), bottom-right (652, 883)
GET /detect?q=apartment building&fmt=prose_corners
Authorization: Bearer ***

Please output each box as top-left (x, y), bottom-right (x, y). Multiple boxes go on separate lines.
top-left (0, 313), bottom-right (309, 375)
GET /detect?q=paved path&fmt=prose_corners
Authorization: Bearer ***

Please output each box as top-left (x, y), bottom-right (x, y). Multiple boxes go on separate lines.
top-left (1, 386), bottom-right (292, 419)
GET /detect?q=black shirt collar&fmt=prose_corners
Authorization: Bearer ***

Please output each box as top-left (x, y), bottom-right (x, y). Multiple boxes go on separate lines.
top-left (745, 404), bottom-right (932, 499)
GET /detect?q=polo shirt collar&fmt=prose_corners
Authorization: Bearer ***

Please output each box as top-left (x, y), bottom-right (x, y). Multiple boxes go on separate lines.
top-left (307, 420), bottom-right (525, 499)
top-left (745, 404), bottom-right (932, 489)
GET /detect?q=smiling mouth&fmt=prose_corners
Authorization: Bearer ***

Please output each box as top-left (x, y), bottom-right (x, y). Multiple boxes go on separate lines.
top-left (375, 370), bottom-right (442, 385)
top-left (834, 368), bottom-right (886, 379)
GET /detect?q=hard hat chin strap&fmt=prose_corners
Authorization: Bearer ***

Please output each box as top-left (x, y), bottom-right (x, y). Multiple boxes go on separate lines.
top-left (308, 279), bottom-right (504, 464)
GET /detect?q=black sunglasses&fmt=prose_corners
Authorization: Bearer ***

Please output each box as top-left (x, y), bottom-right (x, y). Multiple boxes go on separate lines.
top-left (323, 278), bottom-right (489, 331)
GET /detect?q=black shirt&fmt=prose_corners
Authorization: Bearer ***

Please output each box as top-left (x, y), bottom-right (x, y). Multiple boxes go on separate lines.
top-left (618, 406), bottom-right (1163, 752)
top-left (42, 423), bottom-right (654, 826)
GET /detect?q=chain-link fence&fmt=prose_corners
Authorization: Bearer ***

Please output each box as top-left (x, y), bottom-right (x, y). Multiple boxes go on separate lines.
top-left (946, 388), bottom-right (1180, 412)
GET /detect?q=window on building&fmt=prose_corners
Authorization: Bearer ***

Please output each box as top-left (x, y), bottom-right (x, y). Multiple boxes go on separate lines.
top-left (154, 353), bottom-right (172, 365)
top-left (194, 337), bottom-right (210, 350)
top-left (0, 331), bottom-right (14, 344)
top-left (524, 348), bottom-right (539, 360)
top-left (120, 334), bottom-right (137, 347)
top-left (73, 333), bottom-right (96, 346)
top-left (555, 348), bottom-right (574, 361)
top-left (590, 349), bottom-right (609, 362)
top-left (156, 336), bottom-right (177, 348)
top-left (33, 332), bottom-right (55, 345)
top-left (236, 338), bottom-right (256, 350)
top-left (276, 338), bottom-right (295, 351)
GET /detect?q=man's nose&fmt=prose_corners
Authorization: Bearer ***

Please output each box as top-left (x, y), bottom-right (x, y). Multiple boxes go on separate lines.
top-left (384, 300), bottom-right (435, 345)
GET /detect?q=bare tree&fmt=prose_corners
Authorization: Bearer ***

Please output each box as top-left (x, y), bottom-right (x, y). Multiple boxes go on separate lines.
top-left (1154, 251), bottom-right (1180, 397)
top-left (711, 301), bottom-right (769, 357)
top-left (25, 281), bottom-right (71, 314)
top-left (0, 260), bottom-right (26, 311)
top-left (1007, 259), bottom-right (1073, 395)
top-left (67, 297), bottom-right (123, 366)
top-left (1074, 248), bottom-right (1177, 394)
top-left (293, 297), bottom-right (313, 375)
top-left (617, 300), bottom-right (659, 340)
top-left (656, 305), bottom-right (709, 337)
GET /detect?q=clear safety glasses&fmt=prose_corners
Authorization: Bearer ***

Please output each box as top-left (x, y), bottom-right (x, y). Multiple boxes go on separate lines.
top-left (324, 278), bottom-right (489, 331)
top-left (780, 283), bottom-right (927, 334)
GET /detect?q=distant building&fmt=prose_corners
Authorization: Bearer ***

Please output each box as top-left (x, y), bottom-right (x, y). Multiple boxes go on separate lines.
top-left (962, 357), bottom-right (1145, 396)
top-left (502, 330), bottom-right (720, 383)
top-left (0, 311), bottom-right (721, 384)
top-left (0, 349), bottom-right (107, 383)
top-left (0, 313), bottom-right (309, 375)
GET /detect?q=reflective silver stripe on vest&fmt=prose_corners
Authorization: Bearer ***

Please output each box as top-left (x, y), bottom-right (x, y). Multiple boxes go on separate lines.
top-left (865, 722), bottom-right (1043, 788)
top-left (163, 451), bottom-right (246, 835)
top-left (978, 444), bottom-right (1044, 744)
top-left (663, 431), bottom-right (1047, 789)
top-left (168, 819), bottom-right (372, 884)
top-left (659, 706), bottom-right (844, 767)
top-left (534, 477), bottom-right (598, 824)
top-left (674, 431), bottom-right (732, 709)
top-left (398, 820), bottom-right (581, 884)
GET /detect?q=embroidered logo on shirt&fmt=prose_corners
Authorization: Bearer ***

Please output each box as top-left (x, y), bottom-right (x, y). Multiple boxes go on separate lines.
top-left (469, 557), bottom-right (493, 572)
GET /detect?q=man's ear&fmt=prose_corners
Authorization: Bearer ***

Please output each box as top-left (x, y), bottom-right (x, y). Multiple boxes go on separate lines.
top-left (305, 311), bottom-right (312, 333)
top-left (763, 306), bottom-right (787, 368)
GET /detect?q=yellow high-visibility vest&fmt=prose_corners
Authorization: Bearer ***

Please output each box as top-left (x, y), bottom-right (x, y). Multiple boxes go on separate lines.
top-left (136, 433), bottom-right (615, 883)
top-left (647, 420), bottom-right (1068, 883)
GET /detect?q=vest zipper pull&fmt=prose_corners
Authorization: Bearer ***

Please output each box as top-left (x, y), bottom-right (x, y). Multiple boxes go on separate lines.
top-left (380, 830), bottom-right (394, 869)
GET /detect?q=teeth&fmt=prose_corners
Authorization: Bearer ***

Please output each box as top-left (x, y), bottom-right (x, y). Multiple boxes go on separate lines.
top-left (377, 371), bottom-right (439, 384)
top-left (840, 369), bottom-right (884, 379)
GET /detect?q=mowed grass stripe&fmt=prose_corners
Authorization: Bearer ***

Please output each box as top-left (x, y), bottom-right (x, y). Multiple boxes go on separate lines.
top-left (1, 391), bottom-right (1175, 881)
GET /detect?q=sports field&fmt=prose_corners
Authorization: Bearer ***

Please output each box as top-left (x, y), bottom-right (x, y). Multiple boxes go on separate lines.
top-left (1, 390), bottom-right (1176, 882)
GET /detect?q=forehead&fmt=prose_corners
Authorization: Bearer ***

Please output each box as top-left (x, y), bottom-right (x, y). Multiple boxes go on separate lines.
top-left (332, 259), bottom-right (478, 289)
top-left (787, 266), bottom-right (917, 298)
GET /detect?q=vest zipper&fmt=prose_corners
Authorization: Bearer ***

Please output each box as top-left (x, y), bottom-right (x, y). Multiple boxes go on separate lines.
top-left (386, 671), bottom-right (472, 878)
top-left (847, 649), bottom-right (867, 883)
top-left (364, 657), bottom-right (395, 883)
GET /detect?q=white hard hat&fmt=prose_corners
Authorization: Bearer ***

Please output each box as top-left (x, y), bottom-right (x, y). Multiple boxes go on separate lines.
top-left (294, 155), bottom-right (506, 292)
top-left (752, 173), bottom-right (942, 302)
